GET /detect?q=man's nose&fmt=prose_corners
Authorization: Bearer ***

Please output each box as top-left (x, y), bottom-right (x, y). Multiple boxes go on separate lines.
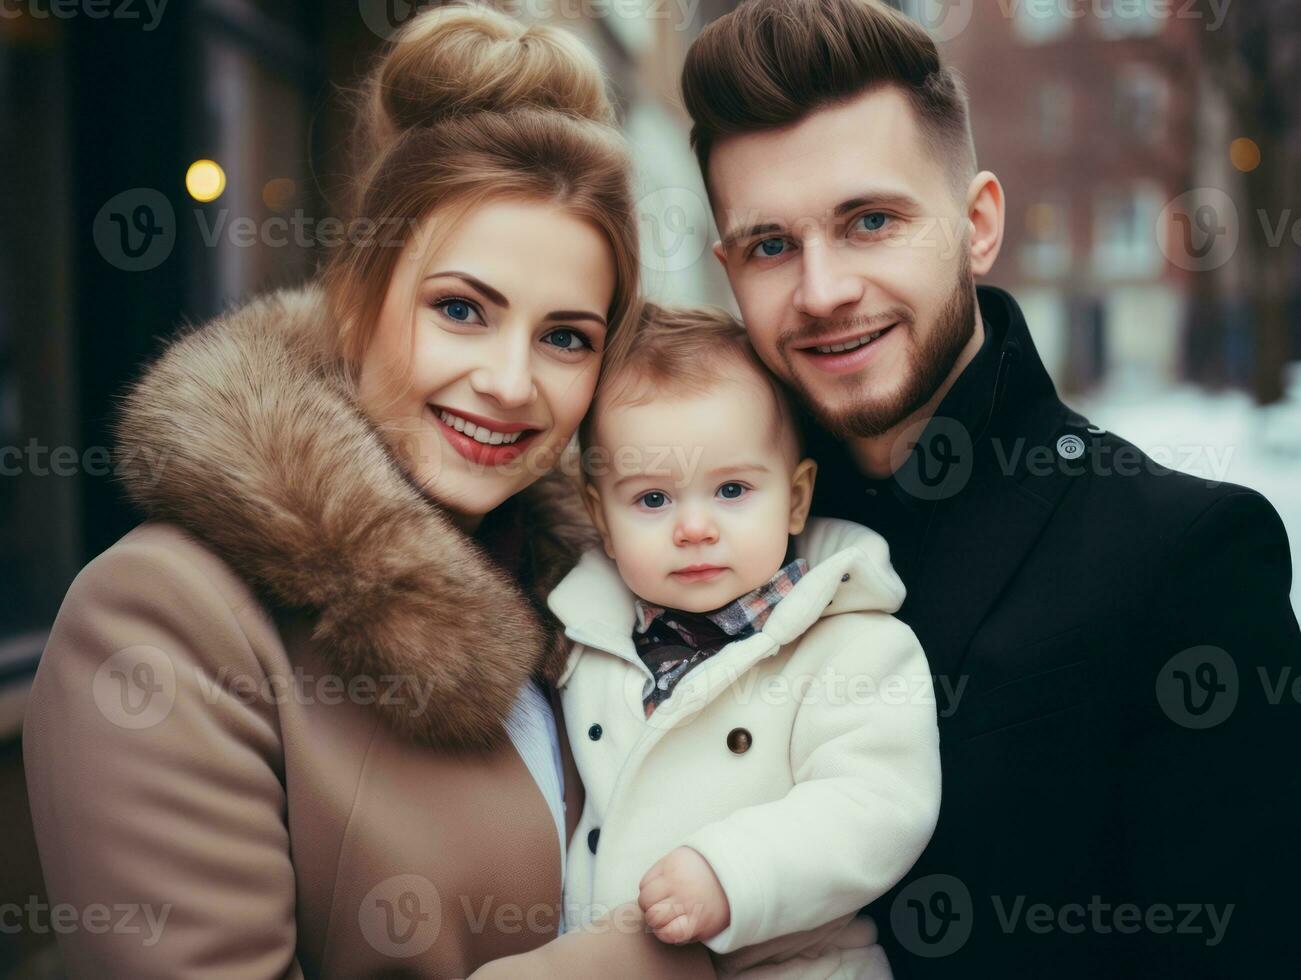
top-left (792, 238), bottom-right (864, 320)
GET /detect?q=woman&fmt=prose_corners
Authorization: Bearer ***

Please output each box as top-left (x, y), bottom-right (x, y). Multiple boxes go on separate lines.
top-left (22, 6), bottom-right (713, 977)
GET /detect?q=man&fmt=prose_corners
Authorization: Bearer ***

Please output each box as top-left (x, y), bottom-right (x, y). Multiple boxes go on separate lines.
top-left (679, 1), bottom-right (1300, 976)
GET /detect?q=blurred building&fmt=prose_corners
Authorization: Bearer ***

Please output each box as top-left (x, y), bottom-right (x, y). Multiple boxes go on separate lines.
top-left (893, 0), bottom-right (1300, 403)
top-left (896, 0), bottom-right (1204, 394)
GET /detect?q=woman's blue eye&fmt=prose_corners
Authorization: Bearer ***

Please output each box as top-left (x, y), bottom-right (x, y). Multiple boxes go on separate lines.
top-left (543, 328), bottom-right (592, 353)
top-left (718, 483), bottom-right (747, 500)
top-left (638, 491), bottom-right (668, 509)
top-left (855, 212), bottom-right (890, 233)
top-left (753, 238), bottom-right (786, 258)
top-left (435, 298), bottom-right (480, 323)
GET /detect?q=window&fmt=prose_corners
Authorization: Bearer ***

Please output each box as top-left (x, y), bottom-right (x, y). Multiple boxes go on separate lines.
top-left (1113, 64), bottom-right (1168, 143)
top-left (1035, 81), bottom-right (1073, 148)
top-left (1020, 198), bottom-right (1072, 278)
top-left (1096, 0), bottom-right (1163, 38)
top-left (1092, 182), bottom-right (1165, 279)
top-left (1012, 0), bottom-right (1073, 43)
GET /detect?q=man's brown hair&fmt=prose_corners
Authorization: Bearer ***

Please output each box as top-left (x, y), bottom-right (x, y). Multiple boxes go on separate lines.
top-left (579, 302), bottom-right (805, 470)
top-left (681, 0), bottom-right (976, 197)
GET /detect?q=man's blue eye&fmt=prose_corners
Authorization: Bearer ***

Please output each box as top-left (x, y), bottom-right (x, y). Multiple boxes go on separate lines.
top-left (718, 483), bottom-right (746, 499)
top-left (856, 213), bottom-right (889, 233)
top-left (639, 491), bottom-right (667, 509)
top-left (754, 238), bottom-right (786, 258)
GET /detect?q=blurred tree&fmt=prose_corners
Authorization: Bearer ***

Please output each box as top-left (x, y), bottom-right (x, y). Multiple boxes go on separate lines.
top-left (1194, 0), bottom-right (1300, 405)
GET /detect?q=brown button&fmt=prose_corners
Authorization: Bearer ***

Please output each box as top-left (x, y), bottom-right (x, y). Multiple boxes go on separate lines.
top-left (726, 727), bottom-right (752, 754)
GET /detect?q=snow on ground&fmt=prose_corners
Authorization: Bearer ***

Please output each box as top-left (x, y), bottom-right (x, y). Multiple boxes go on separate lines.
top-left (1074, 370), bottom-right (1301, 613)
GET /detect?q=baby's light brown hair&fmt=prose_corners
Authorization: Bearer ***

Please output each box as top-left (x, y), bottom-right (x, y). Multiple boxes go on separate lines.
top-left (578, 301), bottom-right (805, 477)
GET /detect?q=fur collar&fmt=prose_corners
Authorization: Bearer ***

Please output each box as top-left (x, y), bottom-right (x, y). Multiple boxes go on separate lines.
top-left (114, 284), bottom-right (598, 752)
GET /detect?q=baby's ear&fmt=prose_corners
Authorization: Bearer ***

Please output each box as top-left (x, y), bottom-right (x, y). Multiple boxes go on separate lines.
top-left (582, 480), bottom-right (616, 559)
top-left (788, 458), bottom-right (818, 535)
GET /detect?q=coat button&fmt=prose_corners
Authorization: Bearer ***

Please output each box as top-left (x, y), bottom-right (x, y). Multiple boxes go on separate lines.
top-left (587, 723), bottom-right (602, 741)
top-left (1056, 434), bottom-right (1086, 460)
top-left (587, 828), bottom-right (600, 854)
top-left (726, 727), bottom-right (752, 754)
top-left (840, 573), bottom-right (850, 582)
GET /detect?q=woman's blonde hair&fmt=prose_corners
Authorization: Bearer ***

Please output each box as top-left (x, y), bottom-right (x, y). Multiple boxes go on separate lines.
top-left (321, 3), bottom-right (639, 373)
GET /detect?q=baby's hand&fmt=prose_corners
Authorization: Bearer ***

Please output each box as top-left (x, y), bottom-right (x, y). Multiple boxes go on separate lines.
top-left (637, 846), bottom-right (731, 945)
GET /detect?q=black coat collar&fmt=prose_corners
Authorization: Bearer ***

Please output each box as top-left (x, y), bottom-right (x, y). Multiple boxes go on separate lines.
top-left (811, 286), bottom-right (1088, 691)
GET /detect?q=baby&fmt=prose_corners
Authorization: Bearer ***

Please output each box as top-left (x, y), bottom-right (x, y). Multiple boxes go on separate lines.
top-left (548, 303), bottom-right (941, 978)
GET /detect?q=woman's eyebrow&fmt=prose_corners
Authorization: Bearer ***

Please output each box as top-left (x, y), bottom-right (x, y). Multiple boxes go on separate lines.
top-left (545, 310), bottom-right (607, 328)
top-left (422, 272), bottom-right (605, 327)
top-left (424, 271), bottom-right (509, 307)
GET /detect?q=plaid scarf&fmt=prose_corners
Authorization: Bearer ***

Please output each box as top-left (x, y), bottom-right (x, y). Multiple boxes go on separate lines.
top-left (632, 557), bottom-right (808, 717)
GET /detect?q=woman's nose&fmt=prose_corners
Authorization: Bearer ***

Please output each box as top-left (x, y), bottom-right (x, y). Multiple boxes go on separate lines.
top-left (674, 508), bottom-right (719, 547)
top-left (468, 333), bottom-right (538, 409)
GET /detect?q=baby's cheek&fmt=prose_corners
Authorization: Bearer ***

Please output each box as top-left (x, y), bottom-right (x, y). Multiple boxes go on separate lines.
top-left (730, 503), bottom-right (792, 589)
top-left (609, 520), bottom-right (664, 594)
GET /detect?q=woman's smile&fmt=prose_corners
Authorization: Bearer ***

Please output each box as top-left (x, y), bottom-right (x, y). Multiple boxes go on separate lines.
top-left (429, 404), bottom-right (544, 465)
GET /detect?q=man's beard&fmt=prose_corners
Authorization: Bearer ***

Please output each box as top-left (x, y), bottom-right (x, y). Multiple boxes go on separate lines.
top-left (779, 251), bottom-right (977, 440)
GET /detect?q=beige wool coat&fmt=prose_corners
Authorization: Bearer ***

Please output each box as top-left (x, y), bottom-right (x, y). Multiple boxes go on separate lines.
top-left (22, 286), bottom-right (714, 979)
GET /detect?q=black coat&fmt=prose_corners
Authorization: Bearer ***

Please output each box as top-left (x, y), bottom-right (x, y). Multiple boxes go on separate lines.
top-left (810, 286), bottom-right (1301, 978)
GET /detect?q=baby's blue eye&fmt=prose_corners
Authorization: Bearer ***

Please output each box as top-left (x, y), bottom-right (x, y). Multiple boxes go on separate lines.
top-left (718, 483), bottom-right (747, 500)
top-left (753, 238), bottom-right (786, 258)
top-left (638, 491), bottom-right (668, 509)
top-left (855, 212), bottom-right (890, 233)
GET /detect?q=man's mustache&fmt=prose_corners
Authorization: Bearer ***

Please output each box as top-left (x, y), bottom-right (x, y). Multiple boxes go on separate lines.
top-left (780, 309), bottom-right (913, 348)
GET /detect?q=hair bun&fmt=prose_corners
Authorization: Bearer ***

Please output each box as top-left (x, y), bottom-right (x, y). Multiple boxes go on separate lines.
top-left (376, 3), bottom-right (615, 135)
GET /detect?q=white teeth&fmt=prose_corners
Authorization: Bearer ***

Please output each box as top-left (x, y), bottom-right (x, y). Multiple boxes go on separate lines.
top-left (437, 409), bottom-right (525, 445)
top-left (815, 328), bottom-right (886, 355)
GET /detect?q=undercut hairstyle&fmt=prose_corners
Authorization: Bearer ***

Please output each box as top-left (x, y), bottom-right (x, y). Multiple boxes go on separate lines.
top-left (681, 0), bottom-right (977, 198)
top-left (579, 302), bottom-right (806, 473)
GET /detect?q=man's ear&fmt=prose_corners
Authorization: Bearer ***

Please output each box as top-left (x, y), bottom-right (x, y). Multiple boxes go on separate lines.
top-left (787, 458), bottom-right (818, 536)
top-left (712, 239), bottom-right (728, 272)
top-left (582, 480), bottom-right (616, 558)
top-left (966, 171), bottom-right (1005, 277)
